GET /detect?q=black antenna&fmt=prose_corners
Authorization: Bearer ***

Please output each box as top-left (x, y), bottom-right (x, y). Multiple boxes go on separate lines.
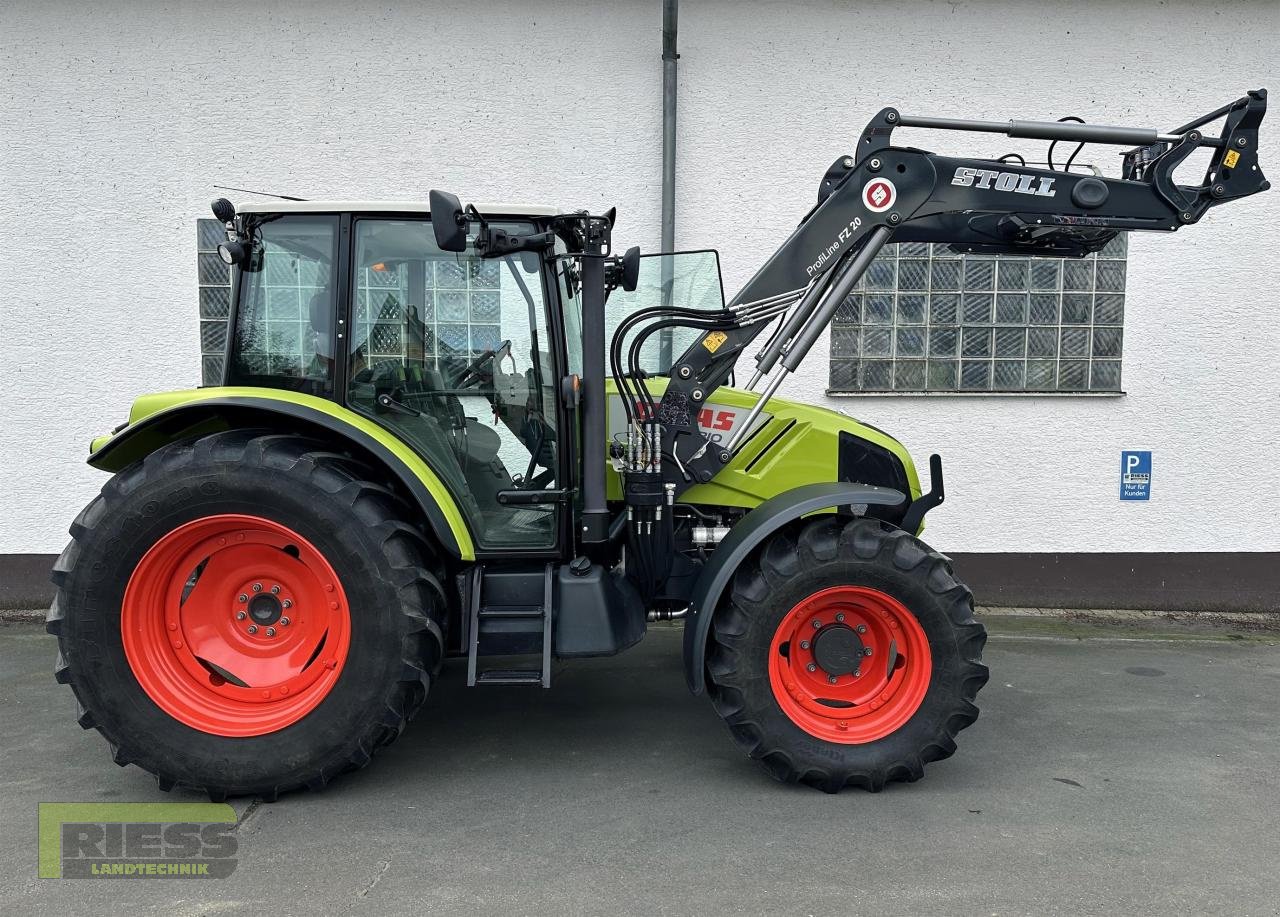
top-left (212, 185), bottom-right (307, 202)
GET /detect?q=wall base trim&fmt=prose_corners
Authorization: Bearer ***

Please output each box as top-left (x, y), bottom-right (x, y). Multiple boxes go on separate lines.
top-left (3, 552), bottom-right (1277, 613)
top-left (1, 554), bottom-right (60, 610)
top-left (948, 552), bottom-right (1280, 613)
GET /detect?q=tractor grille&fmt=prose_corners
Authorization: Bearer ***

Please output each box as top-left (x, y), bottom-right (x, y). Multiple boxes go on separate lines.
top-left (837, 431), bottom-right (910, 495)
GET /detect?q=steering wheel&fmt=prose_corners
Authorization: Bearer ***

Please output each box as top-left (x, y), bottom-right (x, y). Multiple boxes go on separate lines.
top-left (457, 339), bottom-right (512, 388)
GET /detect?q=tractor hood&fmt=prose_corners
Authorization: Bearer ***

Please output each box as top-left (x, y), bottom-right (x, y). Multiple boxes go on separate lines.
top-left (604, 380), bottom-right (921, 509)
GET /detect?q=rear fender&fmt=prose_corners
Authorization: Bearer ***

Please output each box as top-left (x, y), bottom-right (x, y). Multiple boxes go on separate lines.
top-left (88, 388), bottom-right (475, 560)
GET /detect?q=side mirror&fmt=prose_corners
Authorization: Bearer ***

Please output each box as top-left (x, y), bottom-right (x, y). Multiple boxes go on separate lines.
top-left (429, 189), bottom-right (467, 253)
top-left (621, 246), bottom-right (641, 292)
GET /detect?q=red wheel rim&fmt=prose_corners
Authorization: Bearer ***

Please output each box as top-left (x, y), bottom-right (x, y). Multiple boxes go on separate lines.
top-left (121, 514), bottom-right (351, 737)
top-left (768, 586), bottom-right (931, 744)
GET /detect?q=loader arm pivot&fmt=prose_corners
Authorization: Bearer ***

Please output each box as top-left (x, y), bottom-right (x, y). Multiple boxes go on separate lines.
top-left (635, 90), bottom-right (1268, 493)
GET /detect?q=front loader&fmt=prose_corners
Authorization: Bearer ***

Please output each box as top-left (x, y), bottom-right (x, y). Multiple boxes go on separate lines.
top-left (49, 91), bottom-right (1267, 797)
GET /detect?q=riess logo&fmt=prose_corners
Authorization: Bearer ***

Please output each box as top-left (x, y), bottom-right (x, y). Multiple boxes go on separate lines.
top-left (39, 803), bottom-right (238, 879)
top-left (863, 178), bottom-right (897, 213)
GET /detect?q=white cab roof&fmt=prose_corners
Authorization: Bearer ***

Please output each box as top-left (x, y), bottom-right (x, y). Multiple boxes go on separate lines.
top-left (234, 199), bottom-right (561, 217)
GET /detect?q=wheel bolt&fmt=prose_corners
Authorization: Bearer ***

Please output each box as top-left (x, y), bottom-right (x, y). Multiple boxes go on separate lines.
top-left (806, 663), bottom-right (817, 673)
top-left (282, 599), bottom-right (293, 609)
top-left (828, 675), bottom-right (838, 684)
top-left (835, 613), bottom-right (845, 623)
top-left (247, 625), bottom-right (258, 634)
top-left (864, 647), bottom-right (874, 656)
top-left (280, 617), bottom-right (291, 627)
top-left (799, 640), bottom-right (810, 650)
top-left (812, 619), bottom-right (822, 629)
top-left (856, 624), bottom-right (867, 634)
top-left (252, 583), bottom-right (262, 593)
top-left (265, 627), bottom-right (276, 637)
top-left (271, 584), bottom-right (281, 595)
top-left (854, 667), bottom-right (862, 677)
top-left (236, 611), bottom-right (247, 621)
top-left (238, 594), bottom-right (248, 603)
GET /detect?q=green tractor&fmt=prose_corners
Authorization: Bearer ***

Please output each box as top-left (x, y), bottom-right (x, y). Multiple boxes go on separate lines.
top-left (50, 93), bottom-right (1267, 798)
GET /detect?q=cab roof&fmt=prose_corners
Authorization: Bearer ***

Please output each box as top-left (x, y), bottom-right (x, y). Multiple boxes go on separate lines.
top-left (234, 200), bottom-right (562, 217)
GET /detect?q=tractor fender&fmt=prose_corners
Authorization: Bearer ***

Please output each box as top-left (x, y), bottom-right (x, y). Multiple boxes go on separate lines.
top-left (88, 392), bottom-right (474, 560)
top-left (683, 482), bottom-right (907, 694)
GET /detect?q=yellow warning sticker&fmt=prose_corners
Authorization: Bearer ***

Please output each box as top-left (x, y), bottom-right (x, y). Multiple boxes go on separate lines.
top-left (1224, 149), bottom-right (1241, 169)
top-left (702, 331), bottom-right (728, 353)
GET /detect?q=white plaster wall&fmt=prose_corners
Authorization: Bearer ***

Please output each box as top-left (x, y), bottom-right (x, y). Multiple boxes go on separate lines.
top-left (0, 0), bottom-right (663, 554)
top-left (676, 0), bottom-right (1280, 553)
top-left (1, 0), bottom-right (1277, 555)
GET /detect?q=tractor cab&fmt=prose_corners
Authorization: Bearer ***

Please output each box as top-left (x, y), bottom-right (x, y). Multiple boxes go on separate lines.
top-left (219, 200), bottom-right (741, 559)
top-left (224, 200), bottom-right (575, 553)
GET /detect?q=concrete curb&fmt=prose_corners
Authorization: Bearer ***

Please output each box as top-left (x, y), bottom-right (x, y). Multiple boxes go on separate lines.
top-left (8, 605), bottom-right (1280, 636)
top-left (978, 605), bottom-right (1280, 631)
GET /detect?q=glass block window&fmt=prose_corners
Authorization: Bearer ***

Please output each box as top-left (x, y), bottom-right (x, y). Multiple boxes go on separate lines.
top-left (197, 219), bottom-right (232, 384)
top-left (829, 234), bottom-right (1127, 393)
top-left (353, 257), bottom-right (502, 366)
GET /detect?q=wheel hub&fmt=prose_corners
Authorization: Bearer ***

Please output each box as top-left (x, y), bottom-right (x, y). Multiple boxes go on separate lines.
top-left (811, 624), bottom-right (865, 677)
top-left (247, 593), bottom-right (283, 626)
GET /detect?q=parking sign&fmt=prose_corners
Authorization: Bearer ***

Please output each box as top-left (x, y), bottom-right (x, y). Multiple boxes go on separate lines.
top-left (1120, 451), bottom-right (1152, 501)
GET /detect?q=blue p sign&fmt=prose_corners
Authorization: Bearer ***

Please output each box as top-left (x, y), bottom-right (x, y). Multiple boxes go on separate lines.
top-left (1120, 451), bottom-right (1152, 501)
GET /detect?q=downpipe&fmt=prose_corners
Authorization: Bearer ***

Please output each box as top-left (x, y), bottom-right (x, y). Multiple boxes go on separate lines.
top-left (658, 0), bottom-right (679, 367)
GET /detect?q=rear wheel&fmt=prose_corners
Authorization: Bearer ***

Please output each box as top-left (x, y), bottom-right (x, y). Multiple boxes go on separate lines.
top-left (48, 431), bottom-right (447, 799)
top-left (706, 516), bottom-right (987, 792)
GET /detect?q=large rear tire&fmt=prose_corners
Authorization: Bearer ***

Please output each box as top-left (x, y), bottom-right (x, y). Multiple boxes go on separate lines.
top-left (47, 431), bottom-right (447, 799)
top-left (706, 516), bottom-right (987, 792)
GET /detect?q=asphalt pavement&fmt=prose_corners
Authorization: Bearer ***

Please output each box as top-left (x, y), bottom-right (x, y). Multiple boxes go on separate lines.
top-left (3, 617), bottom-right (1279, 916)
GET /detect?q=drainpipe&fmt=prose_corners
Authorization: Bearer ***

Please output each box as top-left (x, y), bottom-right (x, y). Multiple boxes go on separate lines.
top-left (658, 0), bottom-right (678, 367)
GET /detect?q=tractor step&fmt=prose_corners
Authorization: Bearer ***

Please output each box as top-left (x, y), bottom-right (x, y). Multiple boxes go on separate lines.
top-left (465, 564), bottom-right (553, 688)
top-left (475, 670), bottom-right (544, 685)
top-left (478, 604), bottom-right (544, 618)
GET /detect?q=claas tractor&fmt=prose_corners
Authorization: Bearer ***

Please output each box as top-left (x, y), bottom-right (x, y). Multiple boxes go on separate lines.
top-left (49, 92), bottom-right (1267, 798)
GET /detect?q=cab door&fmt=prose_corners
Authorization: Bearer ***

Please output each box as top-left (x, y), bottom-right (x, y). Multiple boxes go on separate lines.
top-left (344, 217), bottom-right (568, 554)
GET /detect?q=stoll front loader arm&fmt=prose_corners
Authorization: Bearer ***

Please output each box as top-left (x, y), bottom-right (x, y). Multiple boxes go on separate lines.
top-left (599, 91), bottom-right (1268, 693)
top-left (611, 91), bottom-right (1269, 503)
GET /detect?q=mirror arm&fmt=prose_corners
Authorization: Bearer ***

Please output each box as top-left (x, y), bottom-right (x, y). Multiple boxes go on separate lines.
top-left (475, 227), bottom-right (556, 259)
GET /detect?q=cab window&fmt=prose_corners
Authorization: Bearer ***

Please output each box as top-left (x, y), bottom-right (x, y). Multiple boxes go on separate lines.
top-left (227, 215), bottom-right (338, 395)
top-left (346, 219), bottom-right (562, 550)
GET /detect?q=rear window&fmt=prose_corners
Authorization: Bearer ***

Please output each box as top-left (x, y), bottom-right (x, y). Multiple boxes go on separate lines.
top-left (227, 214), bottom-right (339, 395)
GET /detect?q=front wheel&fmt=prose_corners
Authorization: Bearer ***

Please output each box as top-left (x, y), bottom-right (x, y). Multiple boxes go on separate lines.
top-left (706, 516), bottom-right (988, 792)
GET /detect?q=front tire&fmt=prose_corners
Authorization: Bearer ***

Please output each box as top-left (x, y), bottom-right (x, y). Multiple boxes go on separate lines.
top-left (706, 516), bottom-right (988, 792)
top-left (47, 431), bottom-right (447, 799)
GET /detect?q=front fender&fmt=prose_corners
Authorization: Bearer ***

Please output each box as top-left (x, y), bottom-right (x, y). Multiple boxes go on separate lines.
top-left (683, 482), bottom-right (907, 694)
top-left (88, 387), bottom-right (475, 560)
